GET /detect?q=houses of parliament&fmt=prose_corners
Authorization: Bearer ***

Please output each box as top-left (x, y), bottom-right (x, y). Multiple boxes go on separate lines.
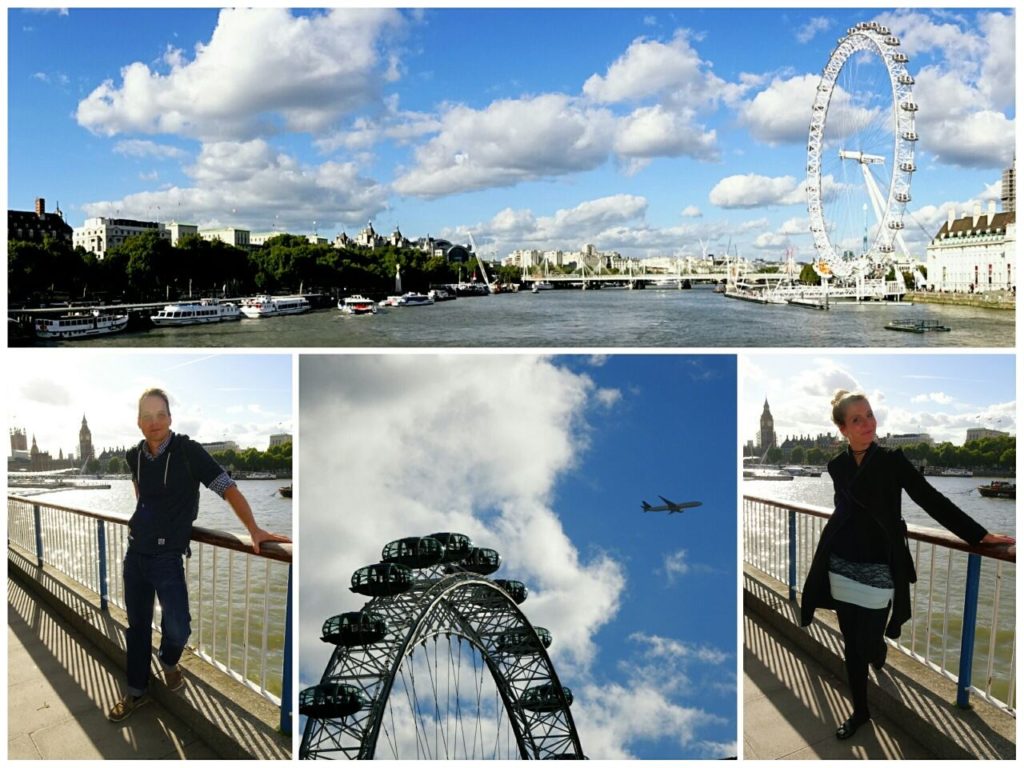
top-left (8, 415), bottom-right (128, 473)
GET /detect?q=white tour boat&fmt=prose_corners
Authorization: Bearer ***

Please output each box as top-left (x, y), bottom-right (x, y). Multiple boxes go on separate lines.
top-left (338, 295), bottom-right (378, 315)
top-left (394, 292), bottom-right (434, 307)
top-left (531, 281), bottom-right (554, 293)
top-left (35, 309), bottom-right (129, 339)
top-left (240, 295), bottom-right (310, 318)
top-left (151, 299), bottom-right (241, 326)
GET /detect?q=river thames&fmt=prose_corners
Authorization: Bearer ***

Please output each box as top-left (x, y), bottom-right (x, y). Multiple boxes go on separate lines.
top-left (38, 286), bottom-right (1014, 348)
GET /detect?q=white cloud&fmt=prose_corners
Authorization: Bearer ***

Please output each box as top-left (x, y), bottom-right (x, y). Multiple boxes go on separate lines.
top-left (738, 75), bottom-right (820, 146)
top-left (392, 94), bottom-right (617, 198)
top-left (582, 30), bottom-right (722, 109)
top-left (572, 632), bottom-right (732, 758)
top-left (795, 17), bottom-right (833, 44)
top-left (681, 205), bottom-right (702, 218)
top-left (82, 139), bottom-right (389, 230)
top-left (614, 104), bottom-right (718, 162)
top-left (298, 356), bottom-right (627, 691)
top-left (663, 549), bottom-right (691, 580)
top-left (75, 8), bottom-right (405, 140)
top-left (113, 139), bottom-right (188, 160)
top-left (470, 194), bottom-right (649, 253)
top-left (871, 10), bottom-right (1015, 170)
top-left (912, 392), bottom-right (955, 405)
top-left (708, 174), bottom-right (804, 209)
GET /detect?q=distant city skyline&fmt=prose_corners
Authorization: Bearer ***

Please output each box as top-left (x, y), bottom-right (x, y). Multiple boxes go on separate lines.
top-left (8, 7), bottom-right (1015, 262)
top-left (741, 353), bottom-right (1016, 448)
top-left (6, 352), bottom-right (293, 458)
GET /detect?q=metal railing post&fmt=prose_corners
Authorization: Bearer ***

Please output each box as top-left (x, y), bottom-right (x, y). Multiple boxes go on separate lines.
top-left (97, 519), bottom-right (109, 612)
top-left (788, 507), bottom-right (797, 601)
top-left (956, 553), bottom-right (982, 708)
top-left (33, 504), bottom-right (44, 567)
top-left (280, 563), bottom-right (294, 735)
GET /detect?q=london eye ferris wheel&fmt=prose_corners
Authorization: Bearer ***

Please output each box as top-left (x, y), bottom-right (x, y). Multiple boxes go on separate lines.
top-left (299, 532), bottom-right (584, 760)
top-left (806, 21), bottom-right (917, 280)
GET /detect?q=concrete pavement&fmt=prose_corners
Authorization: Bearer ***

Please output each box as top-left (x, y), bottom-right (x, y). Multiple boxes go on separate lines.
top-left (8, 575), bottom-right (220, 759)
top-left (744, 607), bottom-right (934, 759)
top-left (743, 567), bottom-right (1016, 760)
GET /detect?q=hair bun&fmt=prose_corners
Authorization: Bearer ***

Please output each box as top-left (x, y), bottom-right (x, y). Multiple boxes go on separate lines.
top-left (831, 389), bottom-right (850, 408)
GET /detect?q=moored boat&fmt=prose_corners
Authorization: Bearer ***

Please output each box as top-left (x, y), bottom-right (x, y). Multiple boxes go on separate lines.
top-left (151, 299), bottom-right (241, 326)
top-left (885, 319), bottom-right (951, 333)
top-left (35, 309), bottom-right (129, 339)
top-left (394, 292), bottom-right (434, 307)
top-left (428, 285), bottom-right (457, 302)
top-left (531, 281), bottom-right (554, 293)
top-left (338, 296), bottom-right (378, 315)
top-left (977, 480), bottom-right (1015, 499)
top-left (240, 295), bottom-right (310, 318)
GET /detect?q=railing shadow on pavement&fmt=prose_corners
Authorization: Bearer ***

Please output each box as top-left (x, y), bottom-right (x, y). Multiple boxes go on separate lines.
top-left (8, 575), bottom-right (216, 759)
top-left (8, 545), bottom-right (291, 760)
top-left (744, 606), bottom-right (930, 759)
top-left (744, 568), bottom-right (1015, 760)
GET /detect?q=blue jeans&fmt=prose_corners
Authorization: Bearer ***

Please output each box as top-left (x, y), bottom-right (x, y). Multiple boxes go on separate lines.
top-left (123, 550), bottom-right (191, 696)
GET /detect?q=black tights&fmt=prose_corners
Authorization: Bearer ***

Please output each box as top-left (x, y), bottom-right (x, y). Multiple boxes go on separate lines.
top-left (835, 601), bottom-right (889, 718)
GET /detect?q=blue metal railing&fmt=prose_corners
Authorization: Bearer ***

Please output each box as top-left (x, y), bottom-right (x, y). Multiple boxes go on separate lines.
top-left (744, 494), bottom-right (1015, 712)
top-left (8, 495), bottom-right (293, 732)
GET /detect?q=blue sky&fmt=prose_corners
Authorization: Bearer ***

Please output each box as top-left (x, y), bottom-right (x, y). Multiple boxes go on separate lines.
top-left (6, 351), bottom-right (293, 457)
top-left (741, 352), bottom-right (1016, 449)
top-left (299, 354), bottom-right (737, 759)
top-left (7, 7), bottom-right (1015, 263)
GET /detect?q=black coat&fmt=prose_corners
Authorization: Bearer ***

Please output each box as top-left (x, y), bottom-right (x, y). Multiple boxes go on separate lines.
top-left (800, 443), bottom-right (987, 639)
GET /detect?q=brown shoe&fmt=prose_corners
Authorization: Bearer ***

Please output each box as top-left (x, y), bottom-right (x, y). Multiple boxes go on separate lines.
top-left (163, 664), bottom-right (184, 692)
top-left (107, 694), bottom-right (149, 722)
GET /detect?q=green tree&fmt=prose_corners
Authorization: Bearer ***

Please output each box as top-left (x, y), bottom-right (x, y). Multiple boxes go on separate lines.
top-left (109, 230), bottom-right (175, 299)
top-left (799, 264), bottom-right (820, 285)
top-left (790, 446), bottom-right (806, 464)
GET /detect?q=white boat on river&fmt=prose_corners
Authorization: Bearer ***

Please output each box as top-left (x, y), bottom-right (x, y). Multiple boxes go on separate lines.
top-left (339, 296), bottom-right (378, 315)
top-left (35, 309), bottom-right (129, 339)
top-left (380, 292), bottom-right (434, 307)
top-left (240, 295), bottom-right (310, 318)
top-left (151, 299), bottom-right (241, 326)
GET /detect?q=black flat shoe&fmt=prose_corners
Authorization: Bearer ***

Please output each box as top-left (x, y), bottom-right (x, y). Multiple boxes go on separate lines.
top-left (836, 713), bottom-right (870, 740)
top-left (871, 640), bottom-right (888, 671)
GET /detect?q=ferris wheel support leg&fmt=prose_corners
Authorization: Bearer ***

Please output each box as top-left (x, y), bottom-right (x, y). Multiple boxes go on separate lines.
top-left (859, 164), bottom-right (888, 231)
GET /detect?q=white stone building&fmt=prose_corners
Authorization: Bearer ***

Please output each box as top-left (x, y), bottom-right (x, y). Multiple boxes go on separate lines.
top-left (73, 217), bottom-right (170, 259)
top-left (925, 202), bottom-right (1015, 293)
top-left (965, 428), bottom-right (1009, 442)
top-left (880, 433), bottom-right (934, 447)
top-left (166, 222), bottom-right (199, 246)
top-left (200, 227), bottom-right (251, 250)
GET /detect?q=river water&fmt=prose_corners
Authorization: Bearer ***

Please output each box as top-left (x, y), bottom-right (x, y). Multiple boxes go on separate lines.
top-left (43, 286), bottom-right (1014, 348)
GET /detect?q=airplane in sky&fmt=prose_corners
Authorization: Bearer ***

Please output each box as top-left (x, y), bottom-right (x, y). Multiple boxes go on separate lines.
top-left (641, 496), bottom-right (703, 514)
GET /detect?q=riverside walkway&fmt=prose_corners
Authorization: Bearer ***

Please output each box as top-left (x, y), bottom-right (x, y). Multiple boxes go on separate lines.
top-left (744, 568), bottom-right (1015, 760)
top-left (7, 494), bottom-right (293, 760)
top-left (8, 574), bottom-right (219, 759)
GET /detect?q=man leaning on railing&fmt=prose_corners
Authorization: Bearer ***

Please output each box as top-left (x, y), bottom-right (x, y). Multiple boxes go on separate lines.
top-left (107, 388), bottom-right (292, 723)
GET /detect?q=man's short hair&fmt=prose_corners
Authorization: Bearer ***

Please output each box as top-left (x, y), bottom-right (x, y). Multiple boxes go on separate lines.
top-left (138, 388), bottom-right (172, 417)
